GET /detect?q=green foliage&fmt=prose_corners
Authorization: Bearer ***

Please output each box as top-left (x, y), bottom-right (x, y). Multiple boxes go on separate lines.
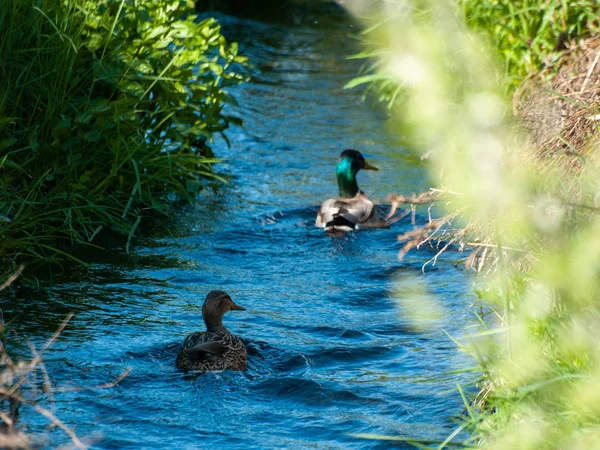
top-left (0, 0), bottom-right (248, 275)
top-left (347, 0), bottom-right (600, 110)
top-left (460, 0), bottom-right (600, 88)
top-left (342, 0), bottom-right (600, 448)
top-left (345, 54), bottom-right (406, 110)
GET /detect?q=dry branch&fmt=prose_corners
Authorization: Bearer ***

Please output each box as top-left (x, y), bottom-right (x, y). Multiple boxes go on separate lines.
top-left (387, 188), bottom-right (538, 273)
top-left (384, 190), bottom-right (444, 220)
top-left (0, 269), bottom-right (130, 449)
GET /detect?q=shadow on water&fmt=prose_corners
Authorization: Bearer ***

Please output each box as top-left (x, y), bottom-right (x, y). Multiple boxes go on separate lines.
top-left (195, 0), bottom-right (348, 26)
top-left (1, 3), bottom-right (479, 449)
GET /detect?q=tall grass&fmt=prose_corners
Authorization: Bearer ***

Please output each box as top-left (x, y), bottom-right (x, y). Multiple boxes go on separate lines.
top-left (348, 0), bottom-right (600, 99)
top-left (461, 0), bottom-right (600, 89)
top-left (342, 0), bottom-right (600, 448)
top-left (0, 0), bottom-right (248, 279)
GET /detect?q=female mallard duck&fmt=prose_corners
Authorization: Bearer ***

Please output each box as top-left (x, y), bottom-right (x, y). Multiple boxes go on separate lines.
top-left (316, 149), bottom-right (389, 232)
top-left (176, 290), bottom-right (247, 373)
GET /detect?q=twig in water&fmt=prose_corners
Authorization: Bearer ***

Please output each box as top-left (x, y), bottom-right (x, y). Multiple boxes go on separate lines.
top-left (55, 368), bottom-right (131, 393)
top-left (0, 390), bottom-right (86, 449)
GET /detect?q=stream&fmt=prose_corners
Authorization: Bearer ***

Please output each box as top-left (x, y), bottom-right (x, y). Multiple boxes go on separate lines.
top-left (4, 4), bottom-right (478, 449)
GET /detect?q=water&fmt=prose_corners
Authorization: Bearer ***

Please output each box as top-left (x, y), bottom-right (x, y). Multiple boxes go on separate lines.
top-left (4, 5), bottom-right (478, 448)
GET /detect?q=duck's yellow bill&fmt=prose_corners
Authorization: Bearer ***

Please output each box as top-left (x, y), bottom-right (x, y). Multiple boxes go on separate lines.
top-left (363, 160), bottom-right (379, 171)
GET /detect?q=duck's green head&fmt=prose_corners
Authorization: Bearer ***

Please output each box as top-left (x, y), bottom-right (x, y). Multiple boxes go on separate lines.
top-left (336, 149), bottom-right (379, 198)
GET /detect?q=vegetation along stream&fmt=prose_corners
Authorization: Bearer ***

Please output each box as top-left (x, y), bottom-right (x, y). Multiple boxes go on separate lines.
top-left (4, 4), bottom-right (479, 448)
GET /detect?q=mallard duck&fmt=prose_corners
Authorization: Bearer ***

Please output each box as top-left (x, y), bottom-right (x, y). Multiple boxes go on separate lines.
top-left (176, 290), bottom-right (247, 373)
top-left (316, 149), bottom-right (389, 232)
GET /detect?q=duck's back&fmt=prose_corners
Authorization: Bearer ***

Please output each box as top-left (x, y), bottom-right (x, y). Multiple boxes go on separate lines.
top-left (176, 331), bottom-right (247, 372)
top-left (316, 194), bottom-right (379, 231)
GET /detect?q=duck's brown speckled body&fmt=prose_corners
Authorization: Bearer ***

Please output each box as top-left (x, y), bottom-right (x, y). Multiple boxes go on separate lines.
top-left (176, 290), bottom-right (247, 373)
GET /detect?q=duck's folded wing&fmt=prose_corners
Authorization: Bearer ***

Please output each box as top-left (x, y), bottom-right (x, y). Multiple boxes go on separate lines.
top-left (186, 341), bottom-right (228, 360)
top-left (317, 196), bottom-right (375, 228)
top-left (316, 198), bottom-right (339, 228)
top-left (337, 198), bottom-right (375, 225)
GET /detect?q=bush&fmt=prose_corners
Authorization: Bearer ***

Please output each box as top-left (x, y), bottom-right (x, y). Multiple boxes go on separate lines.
top-left (347, 0), bottom-right (600, 104)
top-left (342, 0), bottom-right (600, 447)
top-left (0, 0), bottom-right (248, 276)
top-left (460, 0), bottom-right (600, 89)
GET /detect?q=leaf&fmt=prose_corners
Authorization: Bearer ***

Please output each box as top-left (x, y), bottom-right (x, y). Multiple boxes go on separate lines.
top-left (0, 116), bottom-right (17, 129)
top-left (171, 22), bottom-right (194, 39)
top-left (3, 159), bottom-right (27, 173)
top-left (0, 138), bottom-right (17, 152)
top-left (224, 115), bottom-right (243, 126)
top-left (119, 81), bottom-right (145, 97)
top-left (208, 62), bottom-right (224, 76)
top-left (86, 32), bottom-right (104, 51)
top-left (144, 25), bottom-right (169, 41)
top-left (228, 42), bottom-right (238, 59)
top-left (344, 74), bottom-right (395, 89)
top-left (126, 216), bottom-right (142, 254)
top-left (185, 179), bottom-right (203, 194)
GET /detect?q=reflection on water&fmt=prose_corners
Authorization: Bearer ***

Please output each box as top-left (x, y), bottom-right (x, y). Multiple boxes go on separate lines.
top-left (2, 4), bottom-right (477, 449)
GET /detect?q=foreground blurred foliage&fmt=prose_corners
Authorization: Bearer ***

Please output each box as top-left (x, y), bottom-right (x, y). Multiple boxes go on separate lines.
top-left (349, 0), bottom-right (600, 97)
top-left (0, 0), bottom-right (248, 278)
top-left (344, 0), bottom-right (600, 448)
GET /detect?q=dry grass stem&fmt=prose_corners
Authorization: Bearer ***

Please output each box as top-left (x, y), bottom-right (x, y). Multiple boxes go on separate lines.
top-left (384, 190), bottom-right (444, 220)
top-left (0, 389), bottom-right (86, 449)
top-left (55, 368), bottom-right (132, 393)
top-left (518, 36), bottom-right (600, 175)
top-left (388, 188), bottom-right (539, 273)
top-left (0, 272), bottom-right (129, 449)
top-left (0, 321), bottom-right (131, 449)
top-left (0, 266), bottom-right (24, 292)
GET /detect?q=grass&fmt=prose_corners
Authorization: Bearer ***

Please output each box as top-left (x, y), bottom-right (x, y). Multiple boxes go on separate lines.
top-left (460, 0), bottom-right (600, 90)
top-left (0, 0), bottom-right (248, 282)
top-left (347, 0), bottom-right (600, 100)
top-left (341, 0), bottom-right (600, 448)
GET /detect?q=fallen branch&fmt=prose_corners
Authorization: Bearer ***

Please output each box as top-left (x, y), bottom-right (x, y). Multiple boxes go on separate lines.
top-left (384, 190), bottom-right (444, 220)
top-left (55, 368), bottom-right (131, 393)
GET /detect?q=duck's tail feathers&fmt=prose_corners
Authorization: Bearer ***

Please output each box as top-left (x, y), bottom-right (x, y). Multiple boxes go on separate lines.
top-left (325, 215), bottom-right (356, 232)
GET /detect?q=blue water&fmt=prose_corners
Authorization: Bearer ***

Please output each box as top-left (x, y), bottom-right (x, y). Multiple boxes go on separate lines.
top-left (4, 6), bottom-right (477, 449)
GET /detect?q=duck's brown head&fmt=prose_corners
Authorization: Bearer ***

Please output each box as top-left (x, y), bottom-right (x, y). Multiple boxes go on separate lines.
top-left (202, 290), bottom-right (246, 333)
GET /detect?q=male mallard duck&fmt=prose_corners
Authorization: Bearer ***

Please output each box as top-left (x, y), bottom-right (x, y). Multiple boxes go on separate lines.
top-left (316, 149), bottom-right (389, 232)
top-left (176, 290), bottom-right (247, 373)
